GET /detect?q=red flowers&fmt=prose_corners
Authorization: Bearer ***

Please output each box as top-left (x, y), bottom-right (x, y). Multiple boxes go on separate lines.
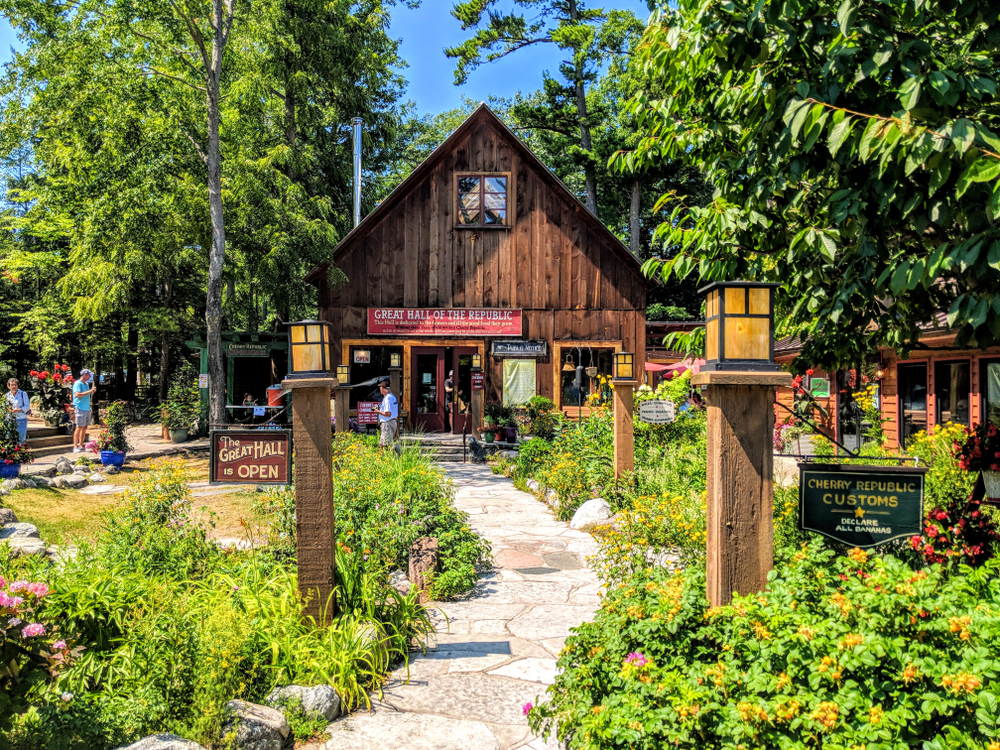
top-left (806, 368), bottom-right (815, 376)
top-left (29, 370), bottom-right (38, 377)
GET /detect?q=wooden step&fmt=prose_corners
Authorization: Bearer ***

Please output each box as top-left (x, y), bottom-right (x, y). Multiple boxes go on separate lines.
top-left (26, 435), bottom-right (75, 449)
top-left (26, 426), bottom-right (65, 439)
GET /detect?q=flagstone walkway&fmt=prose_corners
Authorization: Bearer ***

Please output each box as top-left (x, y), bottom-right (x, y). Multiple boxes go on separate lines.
top-left (323, 462), bottom-right (600, 750)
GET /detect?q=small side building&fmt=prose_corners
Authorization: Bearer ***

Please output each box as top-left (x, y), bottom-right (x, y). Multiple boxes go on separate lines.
top-left (306, 104), bottom-right (648, 433)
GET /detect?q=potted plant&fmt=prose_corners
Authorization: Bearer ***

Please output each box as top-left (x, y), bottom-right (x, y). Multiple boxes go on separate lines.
top-left (95, 400), bottom-right (133, 466)
top-left (28, 365), bottom-right (74, 428)
top-left (0, 405), bottom-right (33, 479)
top-left (482, 418), bottom-right (496, 443)
top-left (163, 401), bottom-right (195, 443)
top-left (498, 403), bottom-right (517, 443)
top-left (956, 422), bottom-right (1000, 500)
top-left (484, 400), bottom-right (505, 443)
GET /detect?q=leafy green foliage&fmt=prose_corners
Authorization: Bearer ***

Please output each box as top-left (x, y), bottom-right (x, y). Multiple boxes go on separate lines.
top-left (329, 435), bottom-right (491, 600)
top-left (619, 0), bottom-right (1000, 366)
top-left (0, 460), bottom-right (434, 748)
top-left (529, 542), bottom-right (1000, 750)
top-left (94, 401), bottom-right (133, 454)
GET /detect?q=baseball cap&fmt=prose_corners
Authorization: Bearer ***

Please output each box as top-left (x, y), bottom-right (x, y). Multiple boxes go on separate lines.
top-left (80, 369), bottom-right (92, 375)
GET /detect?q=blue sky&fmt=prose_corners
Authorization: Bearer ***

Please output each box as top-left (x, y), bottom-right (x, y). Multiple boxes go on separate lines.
top-left (1, 1), bottom-right (652, 115)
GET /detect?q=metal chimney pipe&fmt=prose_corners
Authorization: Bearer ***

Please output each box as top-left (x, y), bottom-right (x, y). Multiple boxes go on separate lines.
top-left (352, 117), bottom-right (363, 228)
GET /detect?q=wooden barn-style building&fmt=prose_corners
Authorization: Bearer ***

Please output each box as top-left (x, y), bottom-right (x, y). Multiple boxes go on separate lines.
top-left (306, 104), bottom-right (648, 433)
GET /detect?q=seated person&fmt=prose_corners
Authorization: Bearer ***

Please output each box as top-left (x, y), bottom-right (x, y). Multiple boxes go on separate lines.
top-left (242, 393), bottom-right (255, 406)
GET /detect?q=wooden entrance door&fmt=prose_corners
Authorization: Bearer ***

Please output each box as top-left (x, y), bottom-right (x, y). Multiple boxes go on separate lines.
top-left (412, 348), bottom-right (446, 432)
top-left (450, 347), bottom-right (478, 435)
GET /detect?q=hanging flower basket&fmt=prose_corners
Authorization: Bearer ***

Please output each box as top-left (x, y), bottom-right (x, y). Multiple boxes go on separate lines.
top-left (983, 470), bottom-right (1000, 502)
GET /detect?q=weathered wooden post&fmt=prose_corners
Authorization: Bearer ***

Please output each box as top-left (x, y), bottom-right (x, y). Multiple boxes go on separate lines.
top-left (282, 320), bottom-right (337, 623)
top-left (334, 364), bottom-right (351, 435)
top-left (470, 353), bottom-right (483, 438)
top-left (691, 282), bottom-right (791, 606)
top-left (612, 351), bottom-right (636, 479)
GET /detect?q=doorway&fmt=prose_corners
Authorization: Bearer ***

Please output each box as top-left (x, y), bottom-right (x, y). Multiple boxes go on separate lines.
top-left (411, 346), bottom-right (479, 434)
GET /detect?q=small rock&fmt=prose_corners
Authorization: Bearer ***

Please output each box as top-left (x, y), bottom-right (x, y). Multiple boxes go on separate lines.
top-left (526, 479), bottom-right (540, 492)
top-left (103, 465), bottom-right (121, 475)
top-left (214, 538), bottom-right (254, 551)
top-left (56, 464), bottom-right (73, 476)
top-left (32, 476), bottom-right (52, 488)
top-left (50, 476), bottom-right (67, 489)
top-left (89, 473), bottom-right (108, 483)
top-left (220, 700), bottom-right (291, 750)
top-left (5, 537), bottom-right (47, 558)
top-left (1, 478), bottom-right (29, 491)
top-left (0, 487), bottom-right (7, 497)
top-left (62, 474), bottom-right (88, 489)
top-left (115, 733), bottom-right (206, 750)
top-left (570, 498), bottom-right (612, 530)
top-left (35, 465), bottom-right (57, 478)
top-left (544, 489), bottom-right (559, 507)
top-left (0, 508), bottom-right (17, 525)
top-left (501, 450), bottom-right (519, 459)
top-left (266, 684), bottom-right (341, 721)
top-left (389, 569), bottom-right (411, 595)
top-left (72, 465), bottom-right (88, 474)
top-left (0, 523), bottom-right (40, 540)
top-left (20, 477), bottom-right (36, 489)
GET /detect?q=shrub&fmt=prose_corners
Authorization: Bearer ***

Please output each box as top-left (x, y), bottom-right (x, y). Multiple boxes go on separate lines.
top-left (93, 401), bottom-right (133, 454)
top-left (514, 437), bottom-right (553, 478)
top-left (529, 541), bottom-right (1000, 750)
top-left (524, 396), bottom-right (559, 440)
top-left (0, 406), bottom-right (33, 467)
top-left (906, 423), bottom-right (977, 511)
top-left (329, 435), bottom-right (490, 599)
top-left (27, 366), bottom-right (74, 425)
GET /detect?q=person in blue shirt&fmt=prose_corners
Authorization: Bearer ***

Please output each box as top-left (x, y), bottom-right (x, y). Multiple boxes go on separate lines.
top-left (374, 379), bottom-right (399, 450)
top-left (72, 369), bottom-right (97, 453)
top-left (5, 378), bottom-right (31, 443)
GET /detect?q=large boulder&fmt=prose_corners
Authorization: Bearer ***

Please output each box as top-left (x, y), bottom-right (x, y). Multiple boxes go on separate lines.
top-left (0, 523), bottom-right (40, 540)
top-left (89, 473), bottom-right (108, 484)
top-left (34, 465), bottom-right (58, 478)
top-left (388, 569), bottom-right (411, 595)
top-left (32, 476), bottom-right (53, 489)
top-left (115, 734), bottom-right (205, 750)
top-left (570, 498), bottom-right (612, 530)
top-left (526, 479), bottom-right (541, 492)
top-left (55, 461), bottom-right (74, 476)
top-left (102, 465), bottom-right (121, 475)
top-left (61, 473), bottom-right (88, 489)
top-left (5, 537), bottom-right (48, 558)
top-left (1, 478), bottom-right (30, 492)
top-left (220, 700), bottom-right (292, 750)
top-left (0, 508), bottom-right (18, 525)
top-left (266, 684), bottom-right (341, 721)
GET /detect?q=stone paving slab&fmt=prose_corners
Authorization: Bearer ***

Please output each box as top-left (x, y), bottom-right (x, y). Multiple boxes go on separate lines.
top-left (323, 463), bottom-right (587, 750)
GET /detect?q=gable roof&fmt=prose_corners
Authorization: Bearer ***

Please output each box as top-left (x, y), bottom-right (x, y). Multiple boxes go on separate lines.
top-left (305, 103), bottom-right (644, 285)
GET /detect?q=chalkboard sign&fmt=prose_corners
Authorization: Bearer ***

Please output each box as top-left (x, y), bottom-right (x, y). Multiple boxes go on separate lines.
top-left (799, 464), bottom-right (926, 548)
top-left (638, 400), bottom-right (676, 425)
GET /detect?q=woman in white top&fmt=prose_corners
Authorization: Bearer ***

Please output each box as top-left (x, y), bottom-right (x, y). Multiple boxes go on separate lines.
top-left (6, 378), bottom-right (31, 443)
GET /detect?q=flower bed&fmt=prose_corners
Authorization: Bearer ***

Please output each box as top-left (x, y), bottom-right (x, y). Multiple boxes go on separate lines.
top-left (529, 542), bottom-right (1000, 749)
top-left (0, 459), bottom-right (436, 748)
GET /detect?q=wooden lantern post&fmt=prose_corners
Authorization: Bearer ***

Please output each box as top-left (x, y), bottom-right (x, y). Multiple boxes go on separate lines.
top-left (334, 365), bottom-right (351, 435)
top-left (612, 352), bottom-right (636, 479)
top-left (388, 353), bottom-right (402, 412)
top-left (470, 353), bottom-right (483, 439)
top-left (282, 320), bottom-right (337, 623)
top-left (692, 282), bottom-right (791, 607)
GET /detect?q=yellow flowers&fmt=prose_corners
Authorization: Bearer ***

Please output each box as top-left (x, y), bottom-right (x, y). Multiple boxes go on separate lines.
top-left (868, 705), bottom-right (884, 724)
top-left (840, 633), bottom-right (863, 649)
top-left (941, 672), bottom-right (981, 695)
top-left (752, 621), bottom-right (771, 640)
top-left (811, 701), bottom-right (839, 731)
top-left (901, 663), bottom-right (920, 684)
top-left (775, 699), bottom-right (800, 722)
top-left (949, 615), bottom-right (972, 640)
top-left (848, 547), bottom-right (868, 564)
top-left (737, 702), bottom-right (768, 723)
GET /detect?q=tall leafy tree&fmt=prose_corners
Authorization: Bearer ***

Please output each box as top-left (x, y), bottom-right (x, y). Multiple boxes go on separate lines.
top-left (447, 0), bottom-right (642, 214)
top-left (618, 0), bottom-right (1000, 367)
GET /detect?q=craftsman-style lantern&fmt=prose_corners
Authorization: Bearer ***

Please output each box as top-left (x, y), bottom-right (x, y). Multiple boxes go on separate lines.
top-left (613, 352), bottom-right (635, 382)
top-left (336, 364), bottom-right (350, 384)
top-left (390, 352), bottom-right (402, 369)
top-left (700, 281), bottom-right (780, 372)
top-left (472, 353), bottom-right (482, 370)
top-left (285, 320), bottom-right (333, 379)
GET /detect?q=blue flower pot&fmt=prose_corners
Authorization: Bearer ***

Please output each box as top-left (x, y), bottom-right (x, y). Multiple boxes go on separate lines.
top-left (0, 464), bottom-right (21, 479)
top-left (100, 451), bottom-right (126, 467)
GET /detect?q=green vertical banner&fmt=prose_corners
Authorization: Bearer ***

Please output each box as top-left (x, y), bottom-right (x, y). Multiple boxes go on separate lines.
top-left (799, 464), bottom-right (927, 548)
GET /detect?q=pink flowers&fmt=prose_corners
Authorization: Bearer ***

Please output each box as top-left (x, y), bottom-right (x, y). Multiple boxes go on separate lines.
top-left (522, 702), bottom-right (533, 716)
top-left (52, 640), bottom-right (67, 651)
top-left (21, 623), bottom-right (45, 637)
top-left (0, 592), bottom-right (24, 608)
top-left (624, 651), bottom-right (650, 667)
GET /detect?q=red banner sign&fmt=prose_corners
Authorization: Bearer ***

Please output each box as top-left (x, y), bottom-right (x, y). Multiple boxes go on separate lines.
top-left (471, 372), bottom-right (484, 391)
top-left (211, 430), bottom-right (290, 485)
top-left (357, 401), bottom-right (380, 425)
top-left (368, 308), bottom-right (522, 337)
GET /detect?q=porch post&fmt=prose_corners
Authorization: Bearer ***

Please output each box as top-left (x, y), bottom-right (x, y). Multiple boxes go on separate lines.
top-left (612, 380), bottom-right (635, 478)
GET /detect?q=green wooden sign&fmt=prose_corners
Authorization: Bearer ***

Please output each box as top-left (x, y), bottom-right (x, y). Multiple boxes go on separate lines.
top-left (799, 464), bottom-right (926, 548)
top-left (225, 342), bottom-right (270, 358)
top-left (810, 377), bottom-right (830, 397)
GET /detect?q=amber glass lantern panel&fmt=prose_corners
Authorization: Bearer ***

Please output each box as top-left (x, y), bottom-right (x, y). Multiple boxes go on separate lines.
top-left (287, 320), bottom-right (332, 377)
top-left (614, 352), bottom-right (634, 381)
top-left (699, 282), bottom-right (778, 372)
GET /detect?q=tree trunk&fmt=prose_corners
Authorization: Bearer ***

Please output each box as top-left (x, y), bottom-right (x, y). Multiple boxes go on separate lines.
top-left (206, 0), bottom-right (231, 430)
top-left (630, 180), bottom-right (641, 257)
top-left (159, 278), bottom-right (172, 403)
top-left (125, 321), bottom-right (138, 401)
top-left (568, 0), bottom-right (597, 215)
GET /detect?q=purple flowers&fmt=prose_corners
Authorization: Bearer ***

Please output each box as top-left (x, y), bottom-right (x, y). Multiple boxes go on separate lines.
top-left (522, 702), bottom-right (533, 716)
top-left (52, 640), bottom-right (67, 651)
top-left (0, 593), bottom-right (24, 609)
top-left (22, 623), bottom-right (45, 637)
top-left (624, 651), bottom-right (649, 667)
